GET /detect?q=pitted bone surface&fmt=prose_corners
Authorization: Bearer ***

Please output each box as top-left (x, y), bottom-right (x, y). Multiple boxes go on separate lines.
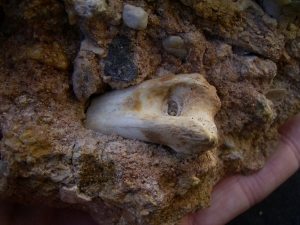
top-left (85, 74), bottom-right (221, 155)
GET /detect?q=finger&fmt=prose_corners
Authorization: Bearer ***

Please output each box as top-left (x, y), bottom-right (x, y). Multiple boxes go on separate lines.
top-left (9, 204), bottom-right (57, 225)
top-left (0, 202), bottom-right (98, 225)
top-left (181, 114), bottom-right (300, 225)
top-left (56, 207), bottom-right (98, 225)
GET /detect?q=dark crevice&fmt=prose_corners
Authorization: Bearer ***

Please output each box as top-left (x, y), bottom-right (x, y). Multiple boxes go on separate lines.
top-left (0, 6), bottom-right (5, 27)
top-left (57, 0), bottom-right (64, 5)
top-left (0, 128), bottom-right (2, 160)
top-left (167, 100), bottom-right (179, 116)
top-left (232, 45), bottom-right (264, 58)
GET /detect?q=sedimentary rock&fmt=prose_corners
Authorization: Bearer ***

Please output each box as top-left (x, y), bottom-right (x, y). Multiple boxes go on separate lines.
top-left (0, 0), bottom-right (299, 224)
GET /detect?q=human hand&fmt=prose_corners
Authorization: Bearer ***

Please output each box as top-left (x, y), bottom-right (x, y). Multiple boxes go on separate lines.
top-left (181, 114), bottom-right (300, 225)
top-left (1, 115), bottom-right (299, 225)
top-left (0, 203), bottom-right (98, 225)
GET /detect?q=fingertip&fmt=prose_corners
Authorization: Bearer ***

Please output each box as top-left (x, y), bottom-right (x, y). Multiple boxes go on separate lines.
top-left (278, 114), bottom-right (300, 166)
top-left (180, 114), bottom-right (300, 225)
top-left (278, 114), bottom-right (300, 137)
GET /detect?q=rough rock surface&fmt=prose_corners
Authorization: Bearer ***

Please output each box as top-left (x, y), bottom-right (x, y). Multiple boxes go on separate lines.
top-left (0, 0), bottom-right (299, 224)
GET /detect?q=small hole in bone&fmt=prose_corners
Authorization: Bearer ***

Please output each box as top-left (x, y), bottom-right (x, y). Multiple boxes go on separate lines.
top-left (167, 100), bottom-right (179, 116)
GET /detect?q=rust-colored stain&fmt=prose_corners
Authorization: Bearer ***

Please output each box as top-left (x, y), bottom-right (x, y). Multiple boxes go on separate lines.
top-left (142, 130), bottom-right (164, 144)
top-left (124, 92), bottom-right (142, 111)
top-left (158, 75), bottom-right (176, 83)
top-left (148, 88), bottom-right (168, 99)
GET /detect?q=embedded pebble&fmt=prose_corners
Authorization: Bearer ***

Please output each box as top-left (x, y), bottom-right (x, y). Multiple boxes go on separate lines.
top-left (224, 139), bottom-right (235, 149)
top-left (162, 36), bottom-right (188, 60)
top-left (72, 50), bottom-right (101, 101)
top-left (255, 95), bottom-right (275, 123)
top-left (80, 38), bottom-right (104, 55)
top-left (19, 130), bottom-right (37, 145)
top-left (122, 4), bottom-right (148, 30)
top-left (216, 43), bottom-right (232, 59)
top-left (73, 0), bottom-right (107, 18)
top-left (104, 36), bottom-right (138, 82)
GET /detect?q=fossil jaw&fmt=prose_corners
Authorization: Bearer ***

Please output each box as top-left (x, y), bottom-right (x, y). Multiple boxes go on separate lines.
top-left (84, 74), bottom-right (221, 154)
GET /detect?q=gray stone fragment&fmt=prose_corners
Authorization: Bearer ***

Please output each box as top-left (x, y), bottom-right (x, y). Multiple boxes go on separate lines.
top-left (72, 50), bottom-right (101, 101)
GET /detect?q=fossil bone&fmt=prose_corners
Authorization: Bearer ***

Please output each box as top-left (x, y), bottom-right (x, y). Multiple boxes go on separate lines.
top-left (84, 74), bottom-right (221, 154)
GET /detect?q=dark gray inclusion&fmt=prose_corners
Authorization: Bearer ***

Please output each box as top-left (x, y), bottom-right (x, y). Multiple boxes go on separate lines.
top-left (104, 36), bottom-right (138, 82)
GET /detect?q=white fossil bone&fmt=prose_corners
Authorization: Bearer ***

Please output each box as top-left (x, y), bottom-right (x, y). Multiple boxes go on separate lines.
top-left (84, 74), bottom-right (221, 154)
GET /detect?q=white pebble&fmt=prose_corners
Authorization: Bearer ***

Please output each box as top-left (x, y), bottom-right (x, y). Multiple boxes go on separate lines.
top-left (122, 4), bottom-right (148, 30)
top-left (80, 38), bottom-right (104, 55)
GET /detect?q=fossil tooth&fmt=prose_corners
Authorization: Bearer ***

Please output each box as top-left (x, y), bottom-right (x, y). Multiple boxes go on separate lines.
top-left (84, 74), bottom-right (221, 154)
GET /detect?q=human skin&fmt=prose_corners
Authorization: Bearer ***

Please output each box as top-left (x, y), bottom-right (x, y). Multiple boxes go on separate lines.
top-left (0, 114), bottom-right (299, 225)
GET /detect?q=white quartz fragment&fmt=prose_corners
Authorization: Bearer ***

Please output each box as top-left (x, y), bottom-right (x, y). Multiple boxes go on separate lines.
top-left (80, 38), bottom-right (104, 55)
top-left (72, 0), bottom-right (108, 18)
top-left (162, 36), bottom-right (188, 60)
top-left (122, 4), bottom-right (148, 30)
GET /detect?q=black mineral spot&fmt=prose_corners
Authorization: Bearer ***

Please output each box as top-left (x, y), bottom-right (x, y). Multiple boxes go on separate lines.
top-left (104, 36), bottom-right (138, 82)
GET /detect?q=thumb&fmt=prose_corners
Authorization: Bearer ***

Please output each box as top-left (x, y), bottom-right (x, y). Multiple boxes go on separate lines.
top-left (182, 114), bottom-right (300, 225)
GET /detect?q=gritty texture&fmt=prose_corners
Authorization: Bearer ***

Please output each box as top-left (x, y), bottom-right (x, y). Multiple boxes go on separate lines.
top-left (0, 0), bottom-right (299, 225)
